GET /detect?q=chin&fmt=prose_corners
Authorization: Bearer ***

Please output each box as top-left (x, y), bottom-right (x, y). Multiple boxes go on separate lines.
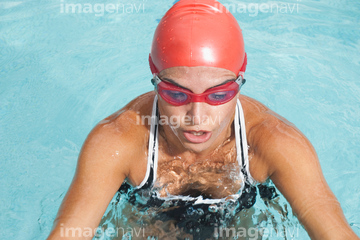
top-left (180, 139), bottom-right (214, 154)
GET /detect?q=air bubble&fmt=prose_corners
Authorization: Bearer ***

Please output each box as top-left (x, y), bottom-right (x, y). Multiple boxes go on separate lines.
top-left (208, 204), bottom-right (218, 213)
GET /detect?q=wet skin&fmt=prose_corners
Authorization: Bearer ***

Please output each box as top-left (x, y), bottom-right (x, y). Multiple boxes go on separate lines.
top-left (47, 67), bottom-right (359, 240)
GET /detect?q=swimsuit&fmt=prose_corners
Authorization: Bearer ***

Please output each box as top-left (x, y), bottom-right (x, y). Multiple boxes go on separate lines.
top-left (118, 95), bottom-right (278, 238)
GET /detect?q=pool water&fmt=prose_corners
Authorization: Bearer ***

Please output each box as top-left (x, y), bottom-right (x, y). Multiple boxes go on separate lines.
top-left (1, 0), bottom-right (359, 239)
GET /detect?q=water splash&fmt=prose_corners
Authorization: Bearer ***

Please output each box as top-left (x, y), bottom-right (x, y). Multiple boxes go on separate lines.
top-left (98, 180), bottom-right (302, 239)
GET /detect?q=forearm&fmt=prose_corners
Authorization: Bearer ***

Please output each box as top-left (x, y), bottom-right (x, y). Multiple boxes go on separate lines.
top-left (297, 200), bottom-right (359, 240)
top-left (305, 222), bottom-right (359, 240)
top-left (47, 216), bottom-right (100, 240)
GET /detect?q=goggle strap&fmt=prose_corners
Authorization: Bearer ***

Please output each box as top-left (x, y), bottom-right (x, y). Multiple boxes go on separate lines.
top-left (235, 75), bottom-right (246, 89)
top-left (151, 75), bottom-right (162, 90)
top-left (152, 74), bottom-right (246, 91)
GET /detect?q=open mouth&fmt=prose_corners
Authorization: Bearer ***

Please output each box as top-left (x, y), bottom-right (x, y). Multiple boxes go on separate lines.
top-left (183, 131), bottom-right (212, 143)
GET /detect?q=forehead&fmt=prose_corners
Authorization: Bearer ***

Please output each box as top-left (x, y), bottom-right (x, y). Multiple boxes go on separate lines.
top-left (158, 66), bottom-right (236, 91)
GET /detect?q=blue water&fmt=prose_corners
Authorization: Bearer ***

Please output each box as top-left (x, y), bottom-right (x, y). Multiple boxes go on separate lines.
top-left (1, 0), bottom-right (359, 239)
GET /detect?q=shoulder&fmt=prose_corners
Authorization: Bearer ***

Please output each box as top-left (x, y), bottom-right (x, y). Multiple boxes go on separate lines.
top-left (239, 95), bottom-right (316, 181)
top-left (79, 91), bottom-right (156, 178)
top-left (102, 92), bottom-right (154, 132)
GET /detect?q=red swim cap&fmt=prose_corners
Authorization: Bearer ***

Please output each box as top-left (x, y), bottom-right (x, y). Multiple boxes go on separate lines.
top-left (149, 0), bottom-right (247, 76)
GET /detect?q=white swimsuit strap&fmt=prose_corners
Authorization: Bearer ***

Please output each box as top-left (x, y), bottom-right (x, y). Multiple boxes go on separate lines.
top-left (135, 95), bottom-right (158, 189)
top-left (153, 97), bottom-right (159, 185)
top-left (235, 99), bottom-right (255, 184)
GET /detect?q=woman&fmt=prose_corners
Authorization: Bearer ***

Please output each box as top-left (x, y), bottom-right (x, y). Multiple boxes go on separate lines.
top-left (48, 0), bottom-right (358, 239)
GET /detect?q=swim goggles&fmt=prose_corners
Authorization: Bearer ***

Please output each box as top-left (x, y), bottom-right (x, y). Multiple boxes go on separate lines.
top-left (151, 75), bottom-right (245, 106)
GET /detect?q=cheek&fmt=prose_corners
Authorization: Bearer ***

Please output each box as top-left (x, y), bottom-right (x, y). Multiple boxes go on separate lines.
top-left (214, 102), bottom-right (237, 123)
top-left (214, 112), bottom-right (232, 131)
top-left (158, 104), bottom-right (186, 128)
top-left (158, 98), bottom-right (180, 115)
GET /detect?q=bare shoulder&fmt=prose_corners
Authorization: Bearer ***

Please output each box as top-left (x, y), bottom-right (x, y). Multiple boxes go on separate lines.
top-left (79, 91), bottom-right (156, 182)
top-left (239, 95), bottom-right (315, 181)
top-left (239, 94), bottom-right (297, 132)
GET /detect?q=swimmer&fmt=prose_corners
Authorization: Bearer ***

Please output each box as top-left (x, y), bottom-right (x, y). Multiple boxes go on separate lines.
top-left (47, 0), bottom-right (359, 239)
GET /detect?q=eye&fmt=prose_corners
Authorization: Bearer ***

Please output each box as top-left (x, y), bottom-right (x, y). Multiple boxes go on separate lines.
top-left (211, 92), bottom-right (227, 100)
top-left (208, 91), bottom-right (235, 101)
top-left (162, 90), bottom-right (188, 102)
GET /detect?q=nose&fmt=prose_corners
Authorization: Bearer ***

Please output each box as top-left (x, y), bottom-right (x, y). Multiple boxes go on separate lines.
top-left (186, 102), bottom-right (206, 126)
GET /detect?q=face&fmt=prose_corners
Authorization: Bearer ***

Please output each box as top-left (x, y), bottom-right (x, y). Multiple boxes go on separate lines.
top-left (156, 66), bottom-right (240, 155)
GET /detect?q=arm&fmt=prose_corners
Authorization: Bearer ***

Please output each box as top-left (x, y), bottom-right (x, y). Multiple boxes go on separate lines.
top-left (47, 117), bottom-right (136, 240)
top-left (262, 119), bottom-right (358, 239)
